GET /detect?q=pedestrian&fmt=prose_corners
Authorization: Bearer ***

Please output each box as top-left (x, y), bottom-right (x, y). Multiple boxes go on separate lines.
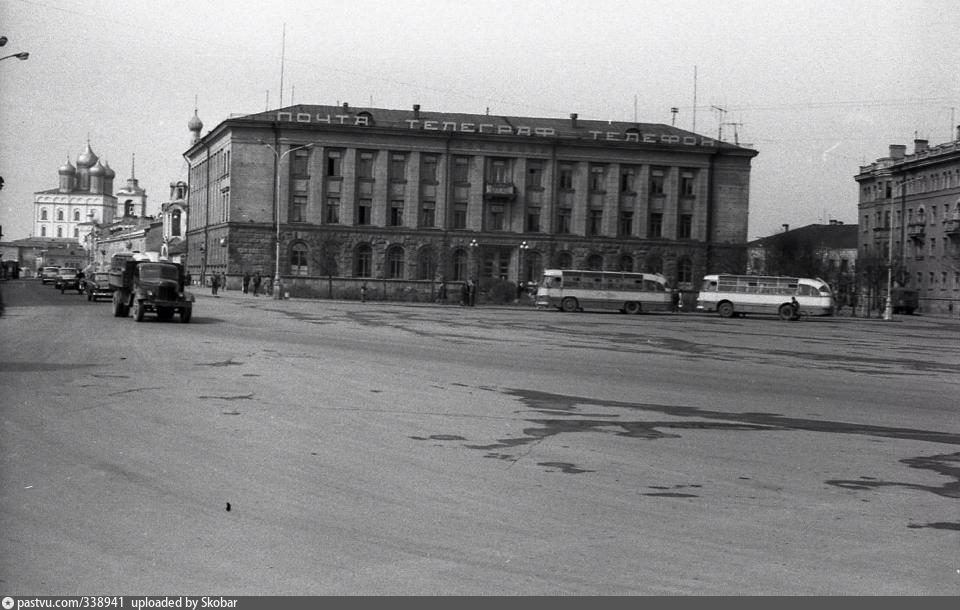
top-left (221, 272), bottom-right (227, 292)
top-left (360, 282), bottom-right (368, 303)
top-left (671, 289), bottom-right (681, 313)
top-left (468, 278), bottom-right (477, 307)
top-left (790, 296), bottom-right (800, 320)
top-left (252, 272), bottom-right (261, 296)
top-left (262, 276), bottom-right (271, 297)
top-left (437, 280), bottom-right (447, 304)
top-left (211, 272), bottom-right (220, 296)
top-left (459, 281), bottom-right (468, 306)
top-left (242, 271), bottom-right (251, 294)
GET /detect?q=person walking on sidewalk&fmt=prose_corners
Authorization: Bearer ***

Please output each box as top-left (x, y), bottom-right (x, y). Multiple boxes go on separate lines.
top-left (211, 273), bottom-right (220, 296)
top-left (252, 272), bottom-right (262, 297)
top-left (242, 271), bottom-right (251, 294)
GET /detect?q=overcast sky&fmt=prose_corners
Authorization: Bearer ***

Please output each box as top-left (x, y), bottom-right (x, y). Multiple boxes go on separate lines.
top-left (1, 0), bottom-right (958, 244)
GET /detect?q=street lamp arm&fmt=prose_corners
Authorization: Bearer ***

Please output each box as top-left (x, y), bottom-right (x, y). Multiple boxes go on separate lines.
top-left (0, 51), bottom-right (29, 61)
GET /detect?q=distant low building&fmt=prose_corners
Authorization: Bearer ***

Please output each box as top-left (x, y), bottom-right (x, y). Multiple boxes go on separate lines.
top-left (746, 222), bottom-right (858, 308)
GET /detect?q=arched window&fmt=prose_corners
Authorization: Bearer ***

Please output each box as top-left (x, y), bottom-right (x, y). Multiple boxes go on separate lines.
top-left (41, 209), bottom-right (48, 220)
top-left (387, 246), bottom-right (405, 279)
top-left (73, 210), bottom-right (81, 221)
top-left (677, 257), bottom-right (693, 285)
top-left (57, 209), bottom-right (64, 221)
top-left (41, 226), bottom-right (47, 237)
top-left (73, 227), bottom-right (79, 238)
top-left (417, 247), bottom-right (437, 280)
top-left (290, 243), bottom-right (309, 276)
top-left (452, 249), bottom-right (468, 281)
top-left (618, 255), bottom-right (634, 272)
top-left (172, 210), bottom-right (182, 236)
top-left (524, 251), bottom-right (543, 284)
top-left (355, 244), bottom-right (372, 277)
top-left (57, 227), bottom-right (63, 237)
top-left (556, 251), bottom-right (573, 269)
top-left (645, 254), bottom-right (663, 274)
top-left (587, 254), bottom-right (603, 270)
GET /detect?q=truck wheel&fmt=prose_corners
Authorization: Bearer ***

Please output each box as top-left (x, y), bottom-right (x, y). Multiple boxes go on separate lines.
top-left (778, 303), bottom-right (797, 320)
top-left (624, 301), bottom-right (641, 315)
top-left (561, 297), bottom-right (579, 313)
top-left (718, 301), bottom-right (735, 318)
top-left (180, 308), bottom-right (192, 323)
top-left (132, 299), bottom-right (144, 322)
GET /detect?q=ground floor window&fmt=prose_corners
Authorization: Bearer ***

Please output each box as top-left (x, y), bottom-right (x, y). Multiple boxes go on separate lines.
top-left (291, 243), bottom-right (309, 276)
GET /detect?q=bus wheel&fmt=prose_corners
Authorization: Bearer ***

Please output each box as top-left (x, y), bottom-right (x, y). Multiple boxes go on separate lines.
top-left (561, 297), bottom-right (579, 313)
top-left (718, 302), bottom-right (734, 318)
top-left (624, 301), bottom-right (641, 315)
top-left (778, 303), bottom-right (796, 320)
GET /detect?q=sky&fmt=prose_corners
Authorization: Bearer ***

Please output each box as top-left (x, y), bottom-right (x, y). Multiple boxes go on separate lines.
top-left (1, 0), bottom-right (958, 243)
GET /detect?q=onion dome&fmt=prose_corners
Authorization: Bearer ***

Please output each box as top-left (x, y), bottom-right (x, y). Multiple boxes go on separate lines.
top-left (188, 110), bottom-right (203, 132)
top-left (77, 142), bottom-right (99, 168)
top-left (58, 158), bottom-right (76, 175)
top-left (89, 160), bottom-right (106, 176)
top-left (102, 160), bottom-right (116, 179)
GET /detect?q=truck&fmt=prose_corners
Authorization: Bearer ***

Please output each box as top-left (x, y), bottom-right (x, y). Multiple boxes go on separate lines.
top-left (109, 254), bottom-right (194, 322)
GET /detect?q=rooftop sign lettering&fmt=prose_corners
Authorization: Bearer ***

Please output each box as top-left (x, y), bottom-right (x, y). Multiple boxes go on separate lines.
top-left (274, 112), bottom-right (717, 147)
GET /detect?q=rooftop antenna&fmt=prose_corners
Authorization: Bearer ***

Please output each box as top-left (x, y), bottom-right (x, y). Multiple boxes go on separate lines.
top-left (671, 107), bottom-right (678, 126)
top-left (692, 66), bottom-right (697, 133)
top-left (265, 90), bottom-right (269, 111)
top-left (723, 121), bottom-right (743, 145)
top-left (279, 23), bottom-right (286, 108)
top-left (711, 105), bottom-right (727, 140)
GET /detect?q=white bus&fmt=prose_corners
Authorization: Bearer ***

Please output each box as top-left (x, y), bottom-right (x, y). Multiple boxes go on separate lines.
top-left (696, 274), bottom-right (835, 320)
top-left (536, 269), bottom-right (672, 314)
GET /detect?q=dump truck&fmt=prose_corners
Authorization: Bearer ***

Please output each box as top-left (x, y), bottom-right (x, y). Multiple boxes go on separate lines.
top-left (109, 255), bottom-right (194, 322)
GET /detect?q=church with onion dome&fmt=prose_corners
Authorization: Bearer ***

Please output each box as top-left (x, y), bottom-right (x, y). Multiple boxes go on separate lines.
top-left (33, 141), bottom-right (147, 242)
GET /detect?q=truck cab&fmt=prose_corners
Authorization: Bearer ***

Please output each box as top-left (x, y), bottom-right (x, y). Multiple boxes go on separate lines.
top-left (110, 259), bottom-right (194, 322)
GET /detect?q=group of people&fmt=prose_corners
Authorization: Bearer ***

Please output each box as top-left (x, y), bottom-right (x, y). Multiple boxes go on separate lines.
top-left (241, 271), bottom-right (269, 296)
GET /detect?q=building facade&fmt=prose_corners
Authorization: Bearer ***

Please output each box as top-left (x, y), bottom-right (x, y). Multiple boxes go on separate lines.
top-left (34, 142), bottom-right (118, 241)
top-left (184, 103), bottom-right (758, 300)
top-left (855, 132), bottom-right (960, 317)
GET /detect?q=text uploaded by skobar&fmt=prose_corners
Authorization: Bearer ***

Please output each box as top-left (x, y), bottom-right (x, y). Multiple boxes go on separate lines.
top-left (132, 599), bottom-right (237, 609)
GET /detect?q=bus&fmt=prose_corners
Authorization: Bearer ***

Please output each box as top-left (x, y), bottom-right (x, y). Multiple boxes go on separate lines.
top-left (536, 269), bottom-right (672, 314)
top-left (696, 274), bottom-right (834, 320)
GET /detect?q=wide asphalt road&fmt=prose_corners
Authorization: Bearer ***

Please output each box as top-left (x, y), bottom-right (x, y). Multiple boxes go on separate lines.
top-left (1, 279), bottom-right (958, 595)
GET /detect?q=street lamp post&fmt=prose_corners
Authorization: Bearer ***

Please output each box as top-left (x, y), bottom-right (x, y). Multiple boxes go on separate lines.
top-left (517, 240), bottom-right (529, 302)
top-left (258, 140), bottom-right (313, 300)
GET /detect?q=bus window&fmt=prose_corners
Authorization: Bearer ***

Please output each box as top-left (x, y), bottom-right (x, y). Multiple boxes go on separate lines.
top-left (702, 279), bottom-right (717, 291)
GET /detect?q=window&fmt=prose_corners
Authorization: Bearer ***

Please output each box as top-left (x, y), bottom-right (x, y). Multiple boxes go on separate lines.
top-left (677, 257), bottom-right (693, 284)
top-left (587, 254), bottom-right (603, 271)
top-left (649, 213), bottom-right (663, 237)
top-left (680, 171), bottom-right (696, 197)
top-left (41, 226), bottom-right (46, 237)
top-left (527, 162), bottom-right (543, 189)
top-left (526, 207), bottom-right (541, 232)
top-left (620, 167), bottom-right (636, 193)
top-left (679, 214), bottom-right (693, 239)
top-left (418, 247), bottom-right (437, 280)
top-left (589, 165), bottom-right (606, 192)
top-left (490, 158), bottom-right (511, 183)
top-left (57, 227), bottom-right (63, 237)
top-left (325, 198), bottom-right (340, 224)
top-left (650, 169), bottom-right (665, 195)
top-left (618, 255), bottom-right (634, 272)
top-left (290, 243), bottom-right (309, 276)
top-left (57, 210), bottom-right (64, 221)
top-left (73, 210), bottom-right (80, 221)
top-left (73, 227), bottom-right (78, 238)
top-left (419, 202), bottom-right (435, 228)
top-left (557, 207), bottom-right (572, 234)
top-left (390, 200), bottom-right (404, 226)
top-left (421, 155), bottom-right (439, 183)
top-left (292, 148), bottom-right (310, 176)
top-left (619, 211), bottom-right (634, 237)
top-left (387, 246), bottom-right (405, 279)
top-left (559, 164), bottom-right (573, 190)
top-left (453, 204), bottom-right (467, 230)
top-left (326, 150), bottom-right (342, 177)
top-left (487, 205), bottom-right (505, 231)
top-left (452, 249), bottom-right (468, 281)
top-left (557, 252), bottom-right (573, 269)
top-left (588, 209), bottom-right (603, 236)
top-left (390, 153), bottom-right (407, 182)
top-left (646, 255), bottom-right (663, 274)
top-left (453, 157), bottom-right (470, 183)
top-left (289, 195), bottom-right (307, 223)
top-left (41, 209), bottom-right (48, 220)
top-left (172, 210), bottom-right (182, 236)
top-left (355, 244), bottom-right (372, 277)
top-left (357, 200), bottom-right (372, 225)
top-left (357, 151), bottom-right (375, 179)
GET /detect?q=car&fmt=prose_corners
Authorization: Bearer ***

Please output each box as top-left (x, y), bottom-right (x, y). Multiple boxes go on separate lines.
top-left (82, 269), bottom-right (114, 301)
top-left (54, 267), bottom-right (83, 294)
top-left (40, 266), bottom-right (60, 284)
